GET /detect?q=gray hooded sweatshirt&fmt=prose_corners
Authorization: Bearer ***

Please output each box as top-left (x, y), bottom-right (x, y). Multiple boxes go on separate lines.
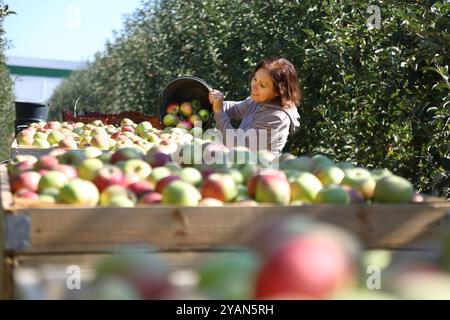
top-left (214, 97), bottom-right (300, 155)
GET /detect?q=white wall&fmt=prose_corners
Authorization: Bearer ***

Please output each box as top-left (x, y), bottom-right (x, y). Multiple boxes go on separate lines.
top-left (10, 74), bottom-right (63, 103)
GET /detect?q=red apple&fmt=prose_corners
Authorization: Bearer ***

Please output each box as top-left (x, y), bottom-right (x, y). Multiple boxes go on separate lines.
top-left (54, 164), bottom-right (78, 179)
top-left (255, 234), bottom-right (356, 299)
top-left (128, 181), bottom-right (154, 197)
top-left (139, 191), bottom-right (162, 204)
top-left (93, 165), bottom-right (125, 192)
top-left (34, 155), bottom-right (59, 171)
top-left (155, 175), bottom-right (180, 194)
top-left (201, 173), bottom-right (237, 202)
top-left (15, 189), bottom-right (40, 200)
top-left (166, 103), bottom-right (180, 115)
top-left (11, 171), bottom-right (42, 193)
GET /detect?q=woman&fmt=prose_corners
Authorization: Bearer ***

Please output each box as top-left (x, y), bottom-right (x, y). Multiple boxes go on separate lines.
top-left (209, 57), bottom-right (300, 156)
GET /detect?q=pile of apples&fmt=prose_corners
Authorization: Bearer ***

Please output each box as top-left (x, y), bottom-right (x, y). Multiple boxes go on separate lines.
top-left (162, 99), bottom-right (211, 130)
top-left (15, 118), bottom-right (161, 152)
top-left (72, 216), bottom-right (450, 300)
top-left (8, 131), bottom-right (423, 207)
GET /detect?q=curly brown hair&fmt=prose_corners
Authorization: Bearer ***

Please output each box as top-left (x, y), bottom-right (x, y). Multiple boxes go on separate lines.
top-left (252, 57), bottom-right (301, 109)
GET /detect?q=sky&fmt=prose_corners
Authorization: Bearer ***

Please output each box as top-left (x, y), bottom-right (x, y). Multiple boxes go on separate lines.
top-left (4, 0), bottom-right (143, 62)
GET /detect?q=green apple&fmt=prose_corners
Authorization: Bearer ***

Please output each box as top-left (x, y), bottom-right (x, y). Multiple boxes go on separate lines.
top-left (371, 168), bottom-right (393, 181)
top-left (311, 154), bottom-right (335, 173)
top-left (58, 179), bottom-right (100, 206)
top-left (100, 185), bottom-right (137, 207)
top-left (38, 171), bottom-right (69, 192)
top-left (373, 175), bottom-right (414, 203)
top-left (315, 185), bottom-right (351, 204)
top-left (135, 121), bottom-right (153, 136)
top-left (341, 168), bottom-right (376, 200)
top-left (179, 167), bottom-right (202, 187)
top-left (78, 158), bottom-right (104, 181)
top-left (316, 166), bottom-right (345, 186)
top-left (289, 171), bottom-right (323, 203)
top-left (280, 156), bottom-right (314, 172)
top-left (162, 180), bottom-right (201, 206)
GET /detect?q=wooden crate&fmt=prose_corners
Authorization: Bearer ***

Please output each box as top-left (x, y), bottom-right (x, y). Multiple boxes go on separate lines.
top-left (1, 163), bottom-right (449, 299)
top-left (10, 140), bottom-right (108, 159)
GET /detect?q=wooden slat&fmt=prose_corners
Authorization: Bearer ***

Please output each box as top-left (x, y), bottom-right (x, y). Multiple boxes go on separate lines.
top-left (2, 164), bottom-right (450, 253)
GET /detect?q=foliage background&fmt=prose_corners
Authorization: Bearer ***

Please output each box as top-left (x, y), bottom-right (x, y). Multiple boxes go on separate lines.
top-left (0, 2), bottom-right (15, 162)
top-left (46, 0), bottom-right (450, 198)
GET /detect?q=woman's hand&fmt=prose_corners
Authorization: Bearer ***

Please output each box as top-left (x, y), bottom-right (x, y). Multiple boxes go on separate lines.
top-left (209, 89), bottom-right (224, 113)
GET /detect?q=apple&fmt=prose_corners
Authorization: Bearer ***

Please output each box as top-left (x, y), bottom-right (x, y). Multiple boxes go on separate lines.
top-left (254, 173), bottom-right (291, 205)
top-left (38, 171), bottom-right (70, 192)
top-left (190, 127), bottom-right (203, 138)
top-left (93, 165), bottom-right (125, 192)
top-left (341, 185), bottom-right (365, 204)
top-left (110, 147), bottom-right (145, 164)
top-left (15, 189), bottom-right (40, 200)
top-left (371, 168), bottom-right (393, 181)
top-left (100, 185), bottom-right (136, 207)
top-left (341, 168), bottom-right (376, 200)
top-left (121, 125), bottom-right (135, 133)
top-left (176, 120), bottom-right (194, 130)
top-left (78, 158), bottom-right (104, 181)
top-left (16, 129), bottom-right (35, 146)
top-left (279, 156), bottom-right (314, 172)
top-left (197, 251), bottom-right (260, 299)
top-left (316, 166), bottom-right (345, 186)
top-left (84, 146), bottom-right (104, 159)
top-left (54, 164), bottom-right (78, 179)
top-left (57, 150), bottom-right (87, 167)
top-left (32, 138), bottom-right (51, 148)
top-left (198, 198), bottom-right (224, 206)
top-left (128, 181), bottom-right (154, 198)
top-left (45, 121), bottom-right (62, 130)
top-left (163, 114), bottom-right (179, 127)
top-left (7, 157), bottom-right (37, 178)
top-left (315, 185), bottom-right (351, 204)
top-left (190, 99), bottom-right (202, 111)
top-left (141, 131), bottom-right (160, 144)
top-left (187, 114), bottom-right (202, 126)
top-left (247, 169), bottom-right (287, 198)
top-left (120, 118), bottom-right (135, 127)
top-left (35, 155), bottom-right (59, 171)
top-left (139, 191), bottom-right (162, 204)
top-left (255, 233), bottom-right (356, 299)
top-left (147, 166), bottom-right (172, 185)
top-left (198, 109), bottom-right (210, 121)
top-left (58, 179), bottom-right (100, 206)
top-left (47, 130), bottom-right (65, 145)
top-left (11, 171), bottom-right (42, 193)
top-left (117, 159), bottom-right (152, 179)
top-left (155, 175), bottom-right (180, 194)
top-left (201, 173), bottom-right (237, 202)
top-left (145, 147), bottom-right (172, 168)
top-left (166, 103), bottom-right (180, 115)
top-left (135, 121), bottom-right (153, 136)
top-left (180, 102), bottom-right (193, 117)
top-left (311, 154), bottom-right (335, 173)
top-left (58, 137), bottom-right (78, 149)
top-left (90, 127), bottom-right (108, 137)
top-left (240, 163), bottom-right (258, 184)
top-left (373, 175), bottom-right (414, 203)
top-left (219, 167), bottom-right (244, 186)
top-left (228, 146), bottom-right (257, 167)
top-left (289, 171), bottom-right (323, 203)
top-left (162, 180), bottom-right (201, 206)
top-left (179, 167), bottom-right (202, 187)
top-left (90, 134), bottom-right (111, 150)
top-left (93, 252), bottom-right (174, 299)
